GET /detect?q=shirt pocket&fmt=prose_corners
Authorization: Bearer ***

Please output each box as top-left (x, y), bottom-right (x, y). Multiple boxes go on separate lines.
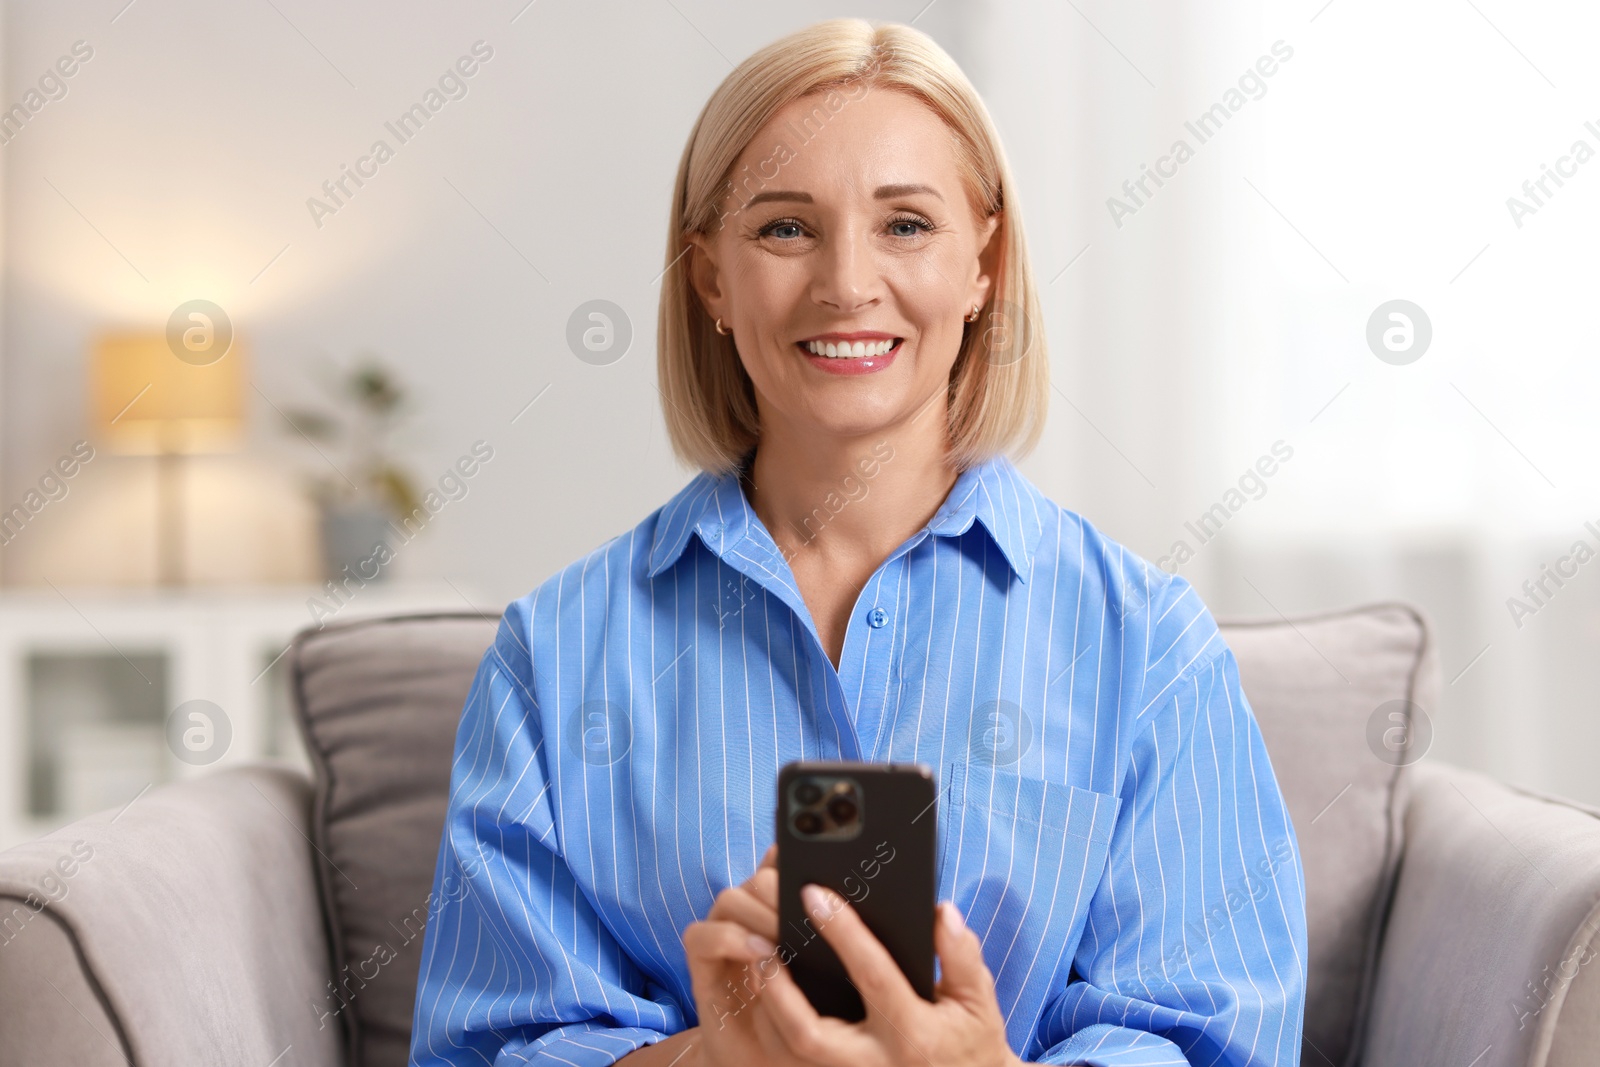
top-left (937, 760), bottom-right (1122, 1045)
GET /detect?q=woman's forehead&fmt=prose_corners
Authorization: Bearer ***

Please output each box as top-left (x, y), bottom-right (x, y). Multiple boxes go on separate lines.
top-left (728, 88), bottom-right (964, 202)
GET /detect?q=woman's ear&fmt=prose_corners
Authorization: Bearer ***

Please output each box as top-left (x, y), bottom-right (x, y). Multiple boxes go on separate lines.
top-left (969, 211), bottom-right (1003, 311)
top-left (686, 232), bottom-right (726, 323)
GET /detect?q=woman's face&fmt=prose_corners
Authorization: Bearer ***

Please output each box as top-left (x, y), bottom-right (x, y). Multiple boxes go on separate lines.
top-left (689, 87), bottom-right (999, 447)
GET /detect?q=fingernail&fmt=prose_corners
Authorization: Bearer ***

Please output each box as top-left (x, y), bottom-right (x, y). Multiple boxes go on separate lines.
top-left (942, 902), bottom-right (965, 935)
top-left (747, 933), bottom-right (776, 956)
top-left (802, 884), bottom-right (838, 920)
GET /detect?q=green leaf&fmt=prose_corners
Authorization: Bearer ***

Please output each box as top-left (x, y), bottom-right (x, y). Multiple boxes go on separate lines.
top-left (280, 408), bottom-right (341, 442)
top-left (375, 465), bottom-right (421, 522)
top-left (349, 360), bottom-right (404, 416)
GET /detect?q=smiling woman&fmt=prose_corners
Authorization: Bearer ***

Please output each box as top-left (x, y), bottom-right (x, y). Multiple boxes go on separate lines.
top-left (410, 17), bottom-right (1307, 1067)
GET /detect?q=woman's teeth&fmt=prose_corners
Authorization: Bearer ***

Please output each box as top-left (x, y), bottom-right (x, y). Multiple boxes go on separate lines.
top-left (804, 339), bottom-right (896, 359)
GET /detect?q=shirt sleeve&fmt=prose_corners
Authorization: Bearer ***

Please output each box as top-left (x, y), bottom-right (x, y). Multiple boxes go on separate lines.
top-left (409, 606), bottom-right (689, 1066)
top-left (1030, 648), bottom-right (1309, 1066)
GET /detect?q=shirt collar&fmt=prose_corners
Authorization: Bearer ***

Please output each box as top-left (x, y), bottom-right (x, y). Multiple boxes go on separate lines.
top-left (646, 454), bottom-right (1044, 582)
top-left (645, 465), bottom-right (756, 578)
top-left (923, 455), bottom-right (1043, 581)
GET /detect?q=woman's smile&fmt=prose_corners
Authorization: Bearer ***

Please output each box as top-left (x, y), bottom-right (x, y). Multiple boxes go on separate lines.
top-left (797, 331), bottom-right (904, 375)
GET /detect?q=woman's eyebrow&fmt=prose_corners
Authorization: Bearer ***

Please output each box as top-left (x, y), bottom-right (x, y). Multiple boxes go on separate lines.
top-left (874, 182), bottom-right (942, 201)
top-left (743, 190), bottom-right (812, 206)
top-left (740, 184), bottom-right (944, 207)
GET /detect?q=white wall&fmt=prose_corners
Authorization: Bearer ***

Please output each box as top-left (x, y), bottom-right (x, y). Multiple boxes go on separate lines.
top-left (966, 0), bottom-right (1600, 805)
top-left (0, 0), bottom-right (974, 597)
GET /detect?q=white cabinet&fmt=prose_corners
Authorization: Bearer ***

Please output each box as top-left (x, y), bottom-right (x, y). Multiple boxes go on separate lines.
top-left (0, 583), bottom-right (487, 850)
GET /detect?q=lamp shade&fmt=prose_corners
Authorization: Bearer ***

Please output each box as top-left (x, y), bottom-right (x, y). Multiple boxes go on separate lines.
top-left (91, 332), bottom-right (246, 454)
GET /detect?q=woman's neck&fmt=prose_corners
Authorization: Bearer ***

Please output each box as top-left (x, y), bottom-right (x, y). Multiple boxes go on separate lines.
top-left (743, 399), bottom-right (960, 574)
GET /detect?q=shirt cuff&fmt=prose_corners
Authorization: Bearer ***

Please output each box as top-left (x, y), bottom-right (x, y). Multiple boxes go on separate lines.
top-left (504, 1022), bottom-right (673, 1067)
top-left (1040, 1023), bottom-right (1190, 1066)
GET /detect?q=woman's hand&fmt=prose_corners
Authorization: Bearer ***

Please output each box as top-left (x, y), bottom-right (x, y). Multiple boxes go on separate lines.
top-left (683, 845), bottom-right (820, 1067)
top-left (696, 844), bottom-right (1027, 1067)
top-left (757, 881), bottom-right (1025, 1067)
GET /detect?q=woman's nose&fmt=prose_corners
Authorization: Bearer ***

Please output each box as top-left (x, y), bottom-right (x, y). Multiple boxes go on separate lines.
top-left (810, 231), bottom-right (884, 314)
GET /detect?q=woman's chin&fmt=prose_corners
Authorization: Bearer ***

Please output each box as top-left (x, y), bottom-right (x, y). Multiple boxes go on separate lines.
top-left (786, 399), bottom-right (929, 445)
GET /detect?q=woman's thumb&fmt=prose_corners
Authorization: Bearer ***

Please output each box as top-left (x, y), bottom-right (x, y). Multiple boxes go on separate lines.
top-left (934, 901), bottom-right (994, 1001)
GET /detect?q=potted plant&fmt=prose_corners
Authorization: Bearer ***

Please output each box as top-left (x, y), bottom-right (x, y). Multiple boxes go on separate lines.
top-left (279, 358), bottom-right (420, 583)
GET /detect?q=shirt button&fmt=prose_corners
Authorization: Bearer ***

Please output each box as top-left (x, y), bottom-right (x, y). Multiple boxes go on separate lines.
top-left (867, 607), bottom-right (888, 629)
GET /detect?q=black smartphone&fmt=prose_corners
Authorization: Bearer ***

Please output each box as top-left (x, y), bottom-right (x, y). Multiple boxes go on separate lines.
top-left (775, 760), bottom-right (938, 1021)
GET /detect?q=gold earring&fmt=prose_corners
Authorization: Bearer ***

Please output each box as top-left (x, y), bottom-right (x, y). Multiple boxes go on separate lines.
top-left (715, 318), bottom-right (731, 336)
top-left (965, 305), bottom-right (982, 323)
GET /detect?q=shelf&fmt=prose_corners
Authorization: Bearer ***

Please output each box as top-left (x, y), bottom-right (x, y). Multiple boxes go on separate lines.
top-left (0, 582), bottom-right (491, 850)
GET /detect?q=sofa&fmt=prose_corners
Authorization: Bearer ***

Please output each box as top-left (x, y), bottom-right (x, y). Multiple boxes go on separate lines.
top-left (2, 604), bottom-right (1598, 1066)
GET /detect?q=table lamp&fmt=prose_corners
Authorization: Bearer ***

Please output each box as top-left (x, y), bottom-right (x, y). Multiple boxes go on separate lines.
top-left (90, 331), bottom-right (246, 585)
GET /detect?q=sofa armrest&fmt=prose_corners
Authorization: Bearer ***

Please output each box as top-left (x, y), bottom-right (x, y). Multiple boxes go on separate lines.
top-left (1360, 761), bottom-right (1600, 1067)
top-left (0, 765), bottom-right (345, 1067)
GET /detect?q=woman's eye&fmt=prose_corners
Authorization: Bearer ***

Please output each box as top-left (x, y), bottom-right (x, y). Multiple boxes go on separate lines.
top-left (888, 217), bottom-right (930, 238)
top-left (761, 220), bottom-right (805, 240)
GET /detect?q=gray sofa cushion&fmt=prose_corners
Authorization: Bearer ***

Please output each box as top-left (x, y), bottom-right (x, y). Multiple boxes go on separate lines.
top-left (291, 605), bottom-right (1437, 1067)
top-left (290, 614), bottom-right (498, 1067)
top-left (1361, 763), bottom-right (1600, 1067)
top-left (0, 765), bottom-right (340, 1067)
top-left (0, 903), bottom-right (128, 1067)
top-left (1221, 603), bottom-right (1437, 1067)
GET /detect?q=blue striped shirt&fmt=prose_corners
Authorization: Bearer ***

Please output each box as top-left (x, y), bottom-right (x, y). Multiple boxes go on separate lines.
top-left (410, 455), bottom-right (1307, 1066)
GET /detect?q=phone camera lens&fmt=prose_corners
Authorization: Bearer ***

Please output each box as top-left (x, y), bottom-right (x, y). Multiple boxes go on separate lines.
top-left (794, 811), bottom-right (823, 835)
top-left (826, 796), bottom-right (858, 825)
top-left (795, 781), bottom-right (823, 806)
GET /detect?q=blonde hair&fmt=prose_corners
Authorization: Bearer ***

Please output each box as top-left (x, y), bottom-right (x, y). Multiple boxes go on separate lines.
top-left (657, 18), bottom-right (1047, 474)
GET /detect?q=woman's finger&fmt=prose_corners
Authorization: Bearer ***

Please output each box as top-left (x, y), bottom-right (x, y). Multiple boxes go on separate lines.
top-left (746, 863), bottom-right (779, 911)
top-left (707, 882), bottom-right (780, 942)
top-left (740, 845), bottom-right (779, 912)
top-left (798, 884), bottom-right (919, 1021)
top-left (756, 952), bottom-right (873, 1067)
top-left (683, 921), bottom-right (776, 1036)
top-left (932, 901), bottom-right (996, 1005)
top-left (684, 918), bottom-right (778, 969)
top-left (749, 983), bottom-right (802, 1064)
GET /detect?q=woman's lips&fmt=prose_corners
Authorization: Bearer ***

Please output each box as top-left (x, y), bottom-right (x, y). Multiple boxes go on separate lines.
top-left (796, 338), bottom-right (902, 376)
